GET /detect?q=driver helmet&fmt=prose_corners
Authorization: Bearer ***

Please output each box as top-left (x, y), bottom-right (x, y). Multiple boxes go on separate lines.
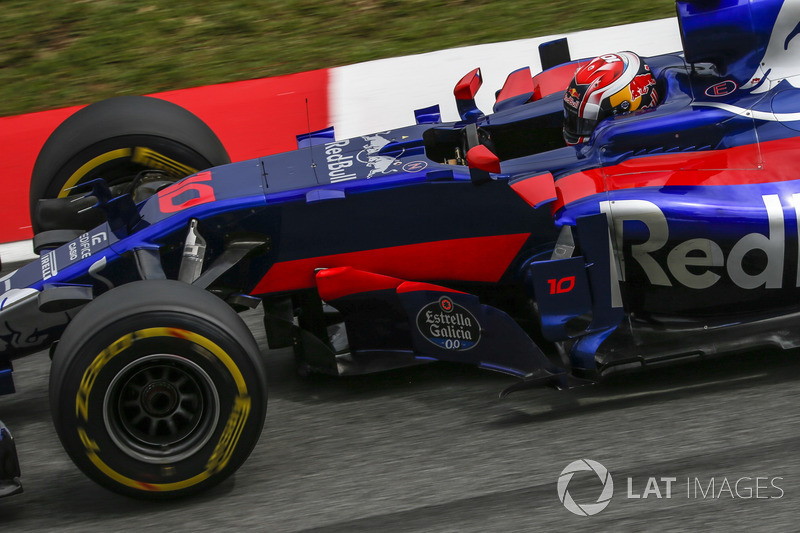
top-left (563, 51), bottom-right (659, 145)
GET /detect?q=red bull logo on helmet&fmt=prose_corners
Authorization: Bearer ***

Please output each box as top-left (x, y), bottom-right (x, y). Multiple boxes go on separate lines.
top-left (564, 89), bottom-right (581, 109)
top-left (629, 73), bottom-right (656, 100)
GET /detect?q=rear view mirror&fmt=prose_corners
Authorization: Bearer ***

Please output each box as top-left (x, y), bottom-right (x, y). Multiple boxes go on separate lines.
top-left (454, 68), bottom-right (483, 100)
top-left (454, 68), bottom-right (484, 122)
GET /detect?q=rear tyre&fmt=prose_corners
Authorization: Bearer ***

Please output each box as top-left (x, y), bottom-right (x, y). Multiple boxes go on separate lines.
top-left (30, 95), bottom-right (229, 233)
top-left (49, 280), bottom-right (266, 499)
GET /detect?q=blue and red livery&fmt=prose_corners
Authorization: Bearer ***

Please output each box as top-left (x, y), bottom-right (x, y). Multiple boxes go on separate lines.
top-left (2, 0), bottom-right (799, 499)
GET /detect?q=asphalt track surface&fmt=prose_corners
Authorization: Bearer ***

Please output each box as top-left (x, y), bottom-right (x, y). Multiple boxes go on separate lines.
top-left (3, 305), bottom-right (800, 532)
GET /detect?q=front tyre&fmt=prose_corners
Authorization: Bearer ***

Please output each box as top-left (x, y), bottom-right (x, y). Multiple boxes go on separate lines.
top-left (30, 95), bottom-right (230, 233)
top-left (49, 280), bottom-right (266, 499)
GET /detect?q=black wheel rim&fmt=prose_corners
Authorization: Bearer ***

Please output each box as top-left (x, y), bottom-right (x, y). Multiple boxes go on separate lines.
top-left (104, 354), bottom-right (220, 464)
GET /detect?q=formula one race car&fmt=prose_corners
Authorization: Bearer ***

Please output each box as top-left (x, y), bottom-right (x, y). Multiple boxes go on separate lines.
top-left (2, 0), bottom-right (799, 499)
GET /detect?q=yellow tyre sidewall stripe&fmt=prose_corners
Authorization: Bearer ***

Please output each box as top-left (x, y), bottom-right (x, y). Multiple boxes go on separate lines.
top-left (74, 326), bottom-right (252, 493)
top-left (58, 148), bottom-right (132, 197)
top-left (131, 147), bottom-right (198, 177)
top-left (57, 147), bottom-right (199, 198)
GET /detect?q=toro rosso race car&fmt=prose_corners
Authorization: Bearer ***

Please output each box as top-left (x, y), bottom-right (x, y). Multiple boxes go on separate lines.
top-left (2, 0), bottom-right (799, 499)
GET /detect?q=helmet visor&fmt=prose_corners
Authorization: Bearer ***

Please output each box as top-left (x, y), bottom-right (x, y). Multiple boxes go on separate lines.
top-left (563, 109), bottom-right (597, 145)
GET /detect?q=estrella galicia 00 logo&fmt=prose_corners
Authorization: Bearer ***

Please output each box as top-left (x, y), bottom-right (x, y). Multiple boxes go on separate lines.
top-left (416, 296), bottom-right (481, 351)
top-left (557, 459), bottom-right (614, 516)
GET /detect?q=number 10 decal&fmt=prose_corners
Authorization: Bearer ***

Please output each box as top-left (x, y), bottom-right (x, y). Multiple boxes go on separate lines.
top-left (547, 276), bottom-right (575, 294)
top-left (158, 171), bottom-right (216, 213)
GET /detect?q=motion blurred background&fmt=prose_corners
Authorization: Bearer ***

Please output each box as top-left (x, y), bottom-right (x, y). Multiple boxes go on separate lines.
top-left (1, 0), bottom-right (674, 117)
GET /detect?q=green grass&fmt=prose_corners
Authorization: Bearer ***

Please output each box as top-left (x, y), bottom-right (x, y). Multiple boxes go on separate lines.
top-left (0, 0), bottom-right (676, 117)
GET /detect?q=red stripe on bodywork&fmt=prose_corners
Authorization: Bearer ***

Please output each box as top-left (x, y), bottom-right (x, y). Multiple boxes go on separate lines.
top-left (250, 233), bottom-right (531, 296)
top-left (553, 168), bottom-right (605, 211)
top-left (316, 266), bottom-right (403, 302)
top-left (396, 281), bottom-right (465, 294)
top-left (510, 172), bottom-right (557, 208)
top-left (315, 267), bottom-right (465, 301)
top-left (532, 61), bottom-right (589, 101)
top-left (553, 137), bottom-right (798, 210)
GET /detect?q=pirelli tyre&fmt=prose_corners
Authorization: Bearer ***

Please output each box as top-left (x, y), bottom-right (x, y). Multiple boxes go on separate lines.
top-left (49, 280), bottom-right (266, 499)
top-left (30, 95), bottom-right (230, 233)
